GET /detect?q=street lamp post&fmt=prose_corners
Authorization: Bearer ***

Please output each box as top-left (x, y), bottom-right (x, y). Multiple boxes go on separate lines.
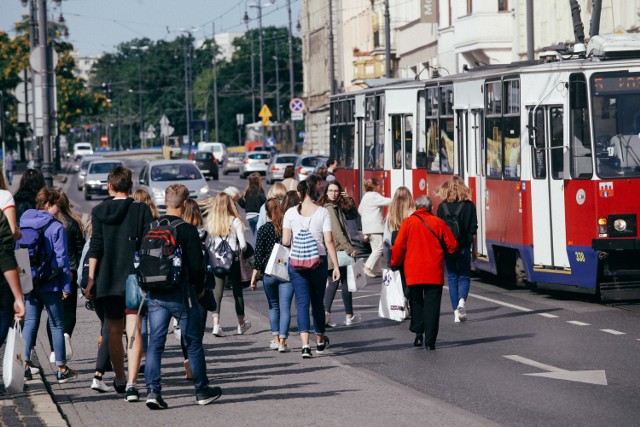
top-left (178, 28), bottom-right (197, 155)
top-left (273, 40), bottom-right (281, 123)
top-left (131, 45), bottom-right (148, 148)
top-left (244, 0), bottom-right (275, 111)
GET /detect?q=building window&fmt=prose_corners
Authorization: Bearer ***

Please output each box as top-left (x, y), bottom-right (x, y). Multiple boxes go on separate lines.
top-left (467, 0), bottom-right (472, 15)
top-left (498, 0), bottom-right (508, 11)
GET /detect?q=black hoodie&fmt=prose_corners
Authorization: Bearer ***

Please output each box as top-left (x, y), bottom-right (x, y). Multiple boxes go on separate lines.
top-left (88, 198), bottom-right (152, 299)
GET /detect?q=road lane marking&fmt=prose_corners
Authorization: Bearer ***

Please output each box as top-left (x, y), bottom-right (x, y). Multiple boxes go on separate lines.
top-left (467, 293), bottom-right (533, 312)
top-left (567, 321), bottom-right (590, 326)
top-left (600, 329), bottom-right (625, 335)
top-left (503, 355), bottom-right (608, 385)
top-left (537, 313), bottom-right (558, 318)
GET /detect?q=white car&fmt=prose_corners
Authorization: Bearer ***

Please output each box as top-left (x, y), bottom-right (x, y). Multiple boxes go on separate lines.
top-left (73, 142), bottom-right (93, 160)
top-left (240, 151), bottom-right (271, 179)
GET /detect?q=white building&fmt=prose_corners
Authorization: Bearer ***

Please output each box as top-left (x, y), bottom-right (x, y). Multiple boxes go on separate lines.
top-left (71, 51), bottom-right (100, 80)
top-left (215, 32), bottom-right (243, 62)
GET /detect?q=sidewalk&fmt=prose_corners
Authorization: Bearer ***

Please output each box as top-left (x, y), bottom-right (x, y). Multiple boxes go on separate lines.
top-left (23, 295), bottom-right (498, 427)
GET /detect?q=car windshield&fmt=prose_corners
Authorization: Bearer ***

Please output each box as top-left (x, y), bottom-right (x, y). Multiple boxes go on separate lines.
top-left (249, 153), bottom-right (270, 160)
top-left (276, 156), bottom-right (297, 163)
top-left (195, 153), bottom-right (211, 160)
top-left (150, 164), bottom-right (202, 181)
top-left (89, 162), bottom-right (121, 174)
top-left (301, 157), bottom-right (317, 167)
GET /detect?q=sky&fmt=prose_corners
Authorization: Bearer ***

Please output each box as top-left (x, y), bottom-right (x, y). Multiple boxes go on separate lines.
top-left (0, 0), bottom-right (302, 57)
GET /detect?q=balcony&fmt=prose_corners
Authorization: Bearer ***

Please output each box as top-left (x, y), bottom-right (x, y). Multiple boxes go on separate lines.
top-left (454, 12), bottom-right (512, 54)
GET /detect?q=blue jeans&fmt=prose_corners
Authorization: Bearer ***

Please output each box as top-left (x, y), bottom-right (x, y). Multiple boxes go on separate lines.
top-left (288, 256), bottom-right (328, 335)
top-left (24, 290), bottom-right (66, 366)
top-left (6, 170), bottom-right (13, 186)
top-left (445, 246), bottom-right (472, 310)
top-left (262, 275), bottom-right (294, 339)
top-left (248, 215), bottom-right (259, 238)
top-left (145, 287), bottom-right (209, 397)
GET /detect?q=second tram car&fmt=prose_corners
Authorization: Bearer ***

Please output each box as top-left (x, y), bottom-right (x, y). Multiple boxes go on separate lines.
top-left (329, 34), bottom-right (640, 301)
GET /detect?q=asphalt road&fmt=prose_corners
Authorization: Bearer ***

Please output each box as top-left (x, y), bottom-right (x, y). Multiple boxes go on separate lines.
top-left (63, 157), bottom-right (640, 426)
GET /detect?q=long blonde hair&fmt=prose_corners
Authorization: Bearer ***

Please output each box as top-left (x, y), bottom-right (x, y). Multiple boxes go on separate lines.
top-left (436, 176), bottom-right (471, 203)
top-left (133, 188), bottom-right (160, 219)
top-left (387, 186), bottom-right (415, 231)
top-left (267, 182), bottom-right (286, 200)
top-left (205, 192), bottom-right (245, 237)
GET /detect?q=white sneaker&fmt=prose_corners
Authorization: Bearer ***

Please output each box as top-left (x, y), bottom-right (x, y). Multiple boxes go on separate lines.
top-left (64, 333), bottom-right (73, 361)
top-left (345, 313), bottom-right (362, 326)
top-left (278, 344), bottom-right (290, 353)
top-left (212, 325), bottom-right (226, 337)
top-left (454, 311), bottom-right (461, 323)
top-left (237, 320), bottom-right (252, 335)
top-left (91, 377), bottom-right (113, 393)
top-left (49, 352), bottom-right (56, 363)
top-left (269, 340), bottom-right (280, 350)
top-left (457, 306), bottom-right (468, 322)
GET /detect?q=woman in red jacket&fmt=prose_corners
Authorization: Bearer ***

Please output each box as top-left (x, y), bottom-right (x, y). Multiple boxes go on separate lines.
top-left (390, 195), bottom-right (457, 350)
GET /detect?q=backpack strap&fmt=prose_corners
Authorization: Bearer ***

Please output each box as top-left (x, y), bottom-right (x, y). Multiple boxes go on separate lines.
top-left (128, 202), bottom-right (144, 251)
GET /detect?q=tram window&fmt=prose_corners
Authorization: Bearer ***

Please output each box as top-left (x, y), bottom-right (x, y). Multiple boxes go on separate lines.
top-left (503, 116), bottom-right (521, 179)
top-left (439, 118), bottom-right (455, 174)
top-left (392, 115), bottom-right (402, 169)
top-left (344, 125), bottom-right (354, 168)
top-left (486, 81), bottom-right (502, 116)
top-left (375, 120), bottom-right (385, 169)
top-left (426, 119), bottom-right (440, 172)
top-left (486, 118), bottom-right (503, 178)
top-left (364, 122), bottom-right (376, 169)
top-left (405, 115), bottom-right (413, 170)
top-left (570, 73), bottom-right (593, 179)
top-left (550, 107), bottom-right (564, 179)
top-left (416, 93), bottom-right (428, 168)
top-left (504, 79), bottom-right (520, 115)
top-left (440, 85), bottom-right (454, 116)
top-left (531, 109), bottom-right (546, 179)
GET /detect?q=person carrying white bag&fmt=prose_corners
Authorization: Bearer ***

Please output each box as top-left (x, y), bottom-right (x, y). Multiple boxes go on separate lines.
top-left (0, 209), bottom-right (27, 392)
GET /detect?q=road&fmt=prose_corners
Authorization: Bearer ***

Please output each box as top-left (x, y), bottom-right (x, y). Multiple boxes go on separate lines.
top-left (61, 156), bottom-right (640, 426)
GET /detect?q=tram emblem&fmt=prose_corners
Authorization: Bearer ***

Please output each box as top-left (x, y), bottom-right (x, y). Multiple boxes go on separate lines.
top-left (598, 182), bottom-right (614, 198)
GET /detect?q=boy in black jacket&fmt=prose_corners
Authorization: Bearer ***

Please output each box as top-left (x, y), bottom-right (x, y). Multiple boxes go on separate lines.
top-left (144, 184), bottom-right (222, 410)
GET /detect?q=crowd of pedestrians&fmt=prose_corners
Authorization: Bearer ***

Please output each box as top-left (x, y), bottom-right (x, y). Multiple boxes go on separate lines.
top-left (0, 158), bottom-right (478, 409)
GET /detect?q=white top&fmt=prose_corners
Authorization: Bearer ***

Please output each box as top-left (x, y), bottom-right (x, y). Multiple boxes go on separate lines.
top-left (0, 190), bottom-right (15, 211)
top-left (358, 191), bottom-right (391, 234)
top-left (283, 206), bottom-right (332, 256)
top-left (210, 217), bottom-right (247, 252)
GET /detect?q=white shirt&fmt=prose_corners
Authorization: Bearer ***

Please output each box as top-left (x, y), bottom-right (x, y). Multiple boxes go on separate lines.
top-left (358, 191), bottom-right (391, 234)
top-left (0, 190), bottom-right (15, 211)
top-left (283, 206), bottom-right (332, 256)
top-left (210, 217), bottom-right (246, 252)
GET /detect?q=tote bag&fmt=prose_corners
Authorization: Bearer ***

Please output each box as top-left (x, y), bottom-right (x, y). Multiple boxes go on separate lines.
top-left (265, 244), bottom-right (290, 282)
top-left (289, 211), bottom-right (321, 271)
top-left (15, 248), bottom-right (33, 294)
top-left (347, 259), bottom-right (367, 292)
top-left (378, 269), bottom-right (408, 322)
top-left (3, 320), bottom-right (26, 394)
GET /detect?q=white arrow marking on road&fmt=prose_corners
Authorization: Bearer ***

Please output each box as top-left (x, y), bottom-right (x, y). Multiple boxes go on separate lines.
top-left (504, 355), bottom-right (608, 385)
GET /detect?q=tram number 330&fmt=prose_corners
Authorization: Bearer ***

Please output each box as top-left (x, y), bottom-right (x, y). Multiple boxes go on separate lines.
top-left (575, 252), bottom-right (586, 262)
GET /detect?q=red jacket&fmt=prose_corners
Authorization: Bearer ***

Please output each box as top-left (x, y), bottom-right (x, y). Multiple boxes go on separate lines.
top-left (390, 209), bottom-right (458, 286)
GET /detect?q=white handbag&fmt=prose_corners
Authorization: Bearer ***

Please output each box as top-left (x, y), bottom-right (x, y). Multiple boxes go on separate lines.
top-left (265, 243), bottom-right (290, 282)
top-left (378, 269), bottom-right (408, 322)
top-left (15, 248), bottom-right (33, 294)
top-left (3, 320), bottom-right (26, 394)
top-left (346, 259), bottom-right (367, 292)
top-left (337, 250), bottom-right (354, 267)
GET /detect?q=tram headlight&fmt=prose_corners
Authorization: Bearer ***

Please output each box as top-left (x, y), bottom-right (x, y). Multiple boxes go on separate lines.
top-left (613, 219), bottom-right (627, 232)
top-left (597, 217), bottom-right (608, 236)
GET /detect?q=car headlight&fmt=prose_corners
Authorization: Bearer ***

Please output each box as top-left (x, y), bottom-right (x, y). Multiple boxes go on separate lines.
top-left (613, 219), bottom-right (627, 232)
top-left (86, 180), bottom-right (101, 186)
top-left (151, 187), bottom-right (165, 199)
top-left (199, 185), bottom-right (210, 195)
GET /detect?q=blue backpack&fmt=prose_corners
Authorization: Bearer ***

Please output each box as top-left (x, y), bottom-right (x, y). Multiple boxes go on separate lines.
top-left (16, 218), bottom-right (58, 287)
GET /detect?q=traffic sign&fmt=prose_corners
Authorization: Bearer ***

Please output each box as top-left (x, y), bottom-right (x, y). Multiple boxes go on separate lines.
top-left (289, 98), bottom-right (305, 113)
top-left (259, 104), bottom-right (272, 126)
top-left (100, 135), bottom-right (108, 146)
top-left (291, 112), bottom-right (304, 121)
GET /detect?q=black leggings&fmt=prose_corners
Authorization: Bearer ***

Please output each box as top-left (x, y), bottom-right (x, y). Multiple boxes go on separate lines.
top-left (323, 266), bottom-right (353, 315)
top-left (93, 299), bottom-right (112, 375)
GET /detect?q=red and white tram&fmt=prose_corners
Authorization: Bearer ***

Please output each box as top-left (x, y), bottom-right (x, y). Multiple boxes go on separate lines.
top-left (330, 34), bottom-right (640, 300)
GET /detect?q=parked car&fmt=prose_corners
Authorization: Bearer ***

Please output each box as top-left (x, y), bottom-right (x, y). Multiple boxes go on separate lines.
top-left (137, 160), bottom-right (211, 212)
top-left (73, 142), bottom-right (93, 160)
top-left (295, 154), bottom-right (323, 181)
top-left (77, 155), bottom-right (105, 190)
top-left (83, 159), bottom-right (123, 200)
top-left (221, 152), bottom-right (244, 175)
top-left (240, 151), bottom-right (271, 178)
top-left (266, 154), bottom-right (298, 184)
top-left (192, 151), bottom-right (219, 180)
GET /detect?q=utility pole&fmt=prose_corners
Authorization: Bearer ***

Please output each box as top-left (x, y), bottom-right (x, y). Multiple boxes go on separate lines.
top-left (384, 0), bottom-right (391, 78)
top-left (274, 39), bottom-right (281, 123)
top-left (526, 0), bottom-right (534, 61)
top-left (212, 23), bottom-right (219, 142)
top-left (258, 5), bottom-right (265, 107)
top-left (37, 0), bottom-right (53, 188)
top-left (328, 0), bottom-right (335, 95)
top-left (287, 0), bottom-right (295, 151)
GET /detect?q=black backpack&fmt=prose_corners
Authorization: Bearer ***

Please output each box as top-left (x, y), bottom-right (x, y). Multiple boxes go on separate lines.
top-left (442, 203), bottom-right (464, 242)
top-left (137, 218), bottom-right (185, 291)
top-left (210, 237), bottom-right (234, 277)
top-left (16, 218), bottom-right (58, 287)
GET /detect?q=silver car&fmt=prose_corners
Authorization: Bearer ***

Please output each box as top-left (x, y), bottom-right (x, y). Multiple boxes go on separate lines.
top-left (77, 155), bottom-right (104, 190)
top-left (83, 159), bottom-right (123, 200)
top-left (137, 160), bottom-right (211, 212)
top-left (240, 151), bottom-right (271, 179)
top-left (266, 154), bottom-right (298, 184)
top-left (221, 152), bottom-right (244, 175)
top-left (294, 154), bottom-right (323, 181)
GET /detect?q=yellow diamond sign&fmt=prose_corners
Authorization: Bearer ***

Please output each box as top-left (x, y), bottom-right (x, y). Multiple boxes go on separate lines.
top-left (259, 104), bottom-right (272, 126)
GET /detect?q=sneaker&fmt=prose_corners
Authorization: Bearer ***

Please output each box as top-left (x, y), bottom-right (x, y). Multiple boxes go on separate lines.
top-left (49, 352), bottom-right (55, 363)
top-left (56, 367), bottom-right (77, 384)
top-left (91, 377), bottom-right (113, 393)
top-left (113, 379), bottom-right (127, 394)
top-left (212, 325), bottom-right (225, 337)
top-left (457, 306), bottom-right (468, 322)
top-left (301, 346), bottom-right (312, 358)
top-left (64, 333), bottom-right (73, 361)
top-left (27, 362), bottom-right (41, 376)
top-left (269, 340), bottom-right (280, 350)
top-left (146, 394), bottom-right (168, 410)
top-left (125, 386), bottom-right (140, 402)
top-left (196, 386), bottom-right (222, 406)
top-left (278, 344), bottom-right (290, 353)
top-left (454, 311), bottom-right (461, 323)
top-left (325, 315), bottom-right (337, 328)
top-left (316, 336), bottom-right (330, 354)
top-left (237, 320), bottom-right (252, 335)
top-left (345, 313), bottom-right (362, 326)
top-left (24, 367), bottom-right (32, 381)
top-left (363, 266), bottom-right (377, 278)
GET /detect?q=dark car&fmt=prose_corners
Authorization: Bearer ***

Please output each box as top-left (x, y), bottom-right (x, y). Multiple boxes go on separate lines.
top-left (192, 151), bottom-right (219, 180)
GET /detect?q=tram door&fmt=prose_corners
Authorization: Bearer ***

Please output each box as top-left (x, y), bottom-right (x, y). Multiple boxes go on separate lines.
top-left (389, 114), bottom-right (414, 191)
top-left (472, 110), bottom-right (487, 257)
top-left (529, 106), bottom-right (569, 267)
